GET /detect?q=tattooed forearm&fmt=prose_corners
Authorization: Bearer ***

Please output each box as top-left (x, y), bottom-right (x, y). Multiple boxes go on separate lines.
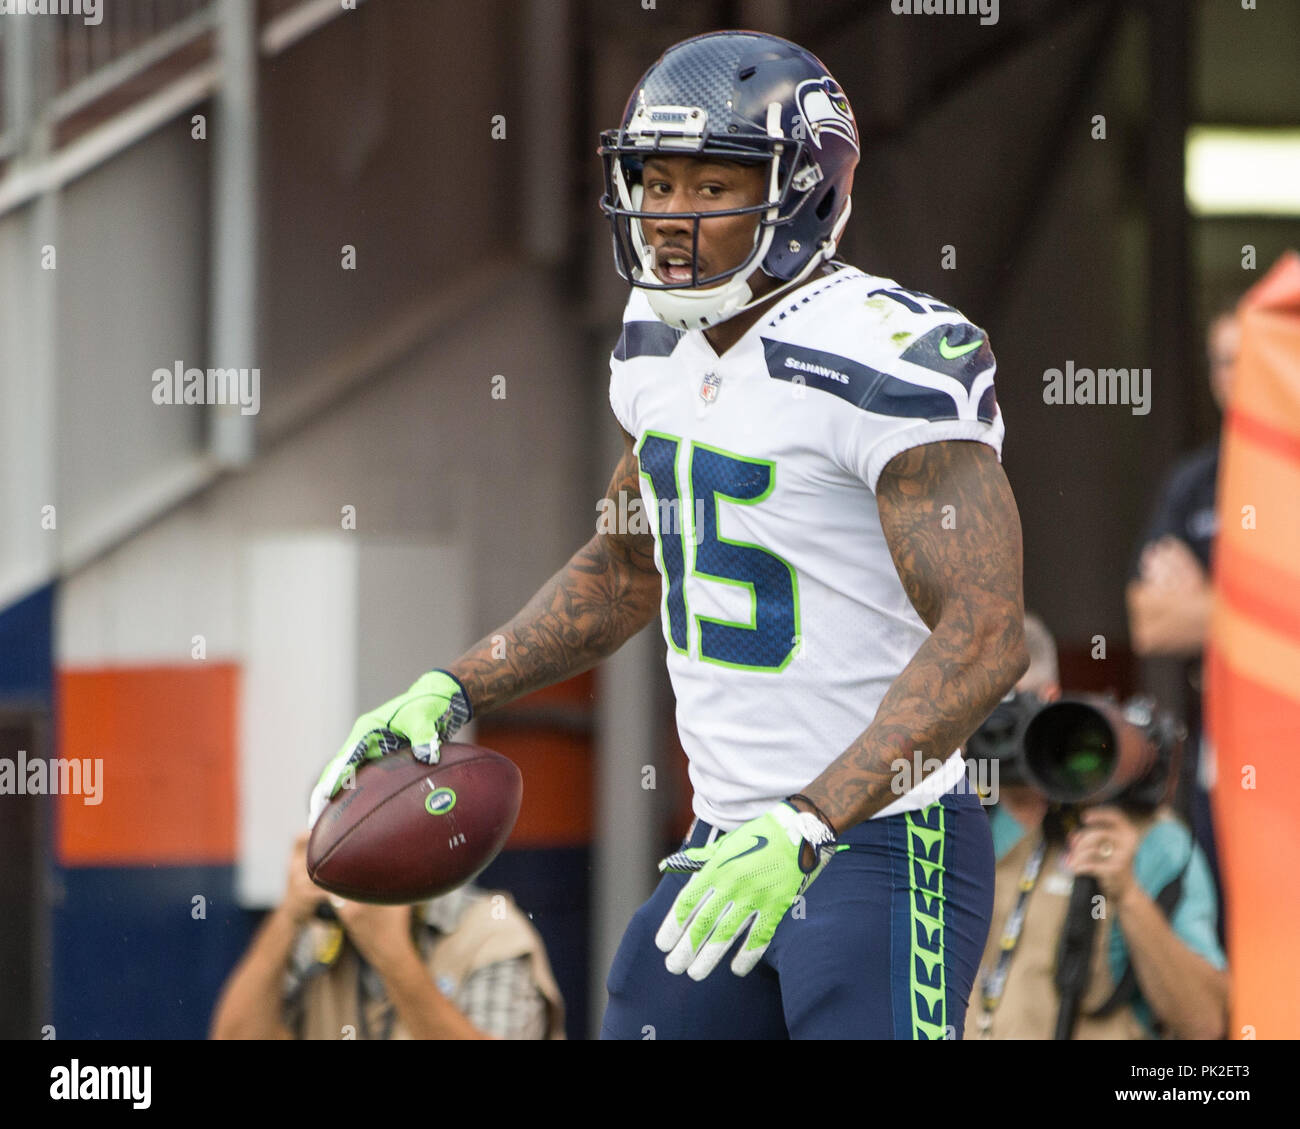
top-left (797, 440), bottom-right (1029, 832)
top-left (449, 433), bottom-right (661, 716)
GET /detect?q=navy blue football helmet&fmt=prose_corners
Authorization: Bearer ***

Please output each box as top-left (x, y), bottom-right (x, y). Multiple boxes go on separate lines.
top-left (599, 31), bottom-right (860, 329)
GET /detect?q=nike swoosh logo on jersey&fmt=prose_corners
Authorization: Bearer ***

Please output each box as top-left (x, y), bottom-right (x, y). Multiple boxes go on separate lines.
top-left (718, 835), bottom-right (768, 867)
top-left (938, 335), bottom-right (983, 359)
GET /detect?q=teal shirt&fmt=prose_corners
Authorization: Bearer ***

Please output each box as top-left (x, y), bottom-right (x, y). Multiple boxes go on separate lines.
top-left (989, 805), bottom-right (1226, 1035)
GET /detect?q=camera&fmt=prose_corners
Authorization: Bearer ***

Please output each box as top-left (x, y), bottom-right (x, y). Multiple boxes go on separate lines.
top-left (965, 689), bottom-right (1041, 786)
top-left (969, 692), bottom-right (1184, 811)
top-left (1023, 695), bottom-right (1182, 810)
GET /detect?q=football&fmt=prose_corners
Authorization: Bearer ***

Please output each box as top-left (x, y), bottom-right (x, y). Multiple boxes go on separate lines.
top-left (306, 742), bottom-right (522, 904)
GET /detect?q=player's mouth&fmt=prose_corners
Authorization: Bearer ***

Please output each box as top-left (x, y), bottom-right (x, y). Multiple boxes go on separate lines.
top-left (655, 247), bottom-right (702, 285)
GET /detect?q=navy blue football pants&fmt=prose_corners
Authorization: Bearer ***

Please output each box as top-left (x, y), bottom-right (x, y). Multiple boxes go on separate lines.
top-left (600, 785), bottom-right (994, 1039)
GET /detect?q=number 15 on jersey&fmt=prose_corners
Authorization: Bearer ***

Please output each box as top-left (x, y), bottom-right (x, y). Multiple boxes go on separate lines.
top-left (637, 432), bottom-right (800, 673)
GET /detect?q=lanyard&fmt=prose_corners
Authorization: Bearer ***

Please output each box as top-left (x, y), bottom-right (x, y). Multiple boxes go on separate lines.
top-left (974, 833), bottom-right (1048, 1038)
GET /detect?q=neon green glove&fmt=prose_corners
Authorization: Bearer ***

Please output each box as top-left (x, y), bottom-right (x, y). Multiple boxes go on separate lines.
top-left (307, 669), bottom-right (471, 827)
top-left (654, 801), bottom-right (845, 980)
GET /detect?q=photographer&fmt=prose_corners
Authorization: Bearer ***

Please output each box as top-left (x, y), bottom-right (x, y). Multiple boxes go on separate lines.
top-left (210, 832), bottom-right (565, 1040)
top-left (967, 615), bottom-right (1228, 1039)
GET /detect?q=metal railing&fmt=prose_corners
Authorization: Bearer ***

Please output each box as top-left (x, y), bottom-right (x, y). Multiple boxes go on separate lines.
top-left (1, 1), bottom-right (216, 160)
top-left (55, 0), bottom-right (213, 95)
top-left (53, 0), bottom-right (217, 119)
top-left (0, 0), bottom-right (360, 194)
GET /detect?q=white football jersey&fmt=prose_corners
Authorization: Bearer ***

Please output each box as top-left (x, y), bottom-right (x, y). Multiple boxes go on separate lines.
top-left (608, 263), bottom-right (1005, 829)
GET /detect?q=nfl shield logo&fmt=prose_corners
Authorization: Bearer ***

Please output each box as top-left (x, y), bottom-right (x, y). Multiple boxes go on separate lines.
top-left (700, 371), bottom-right (723, 403)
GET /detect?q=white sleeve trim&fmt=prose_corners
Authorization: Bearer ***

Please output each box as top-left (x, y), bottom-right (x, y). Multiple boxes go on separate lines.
top-left (872, 750), bottom-right (968, 819)
top-left (864, 419), bottom-right (1004, 494)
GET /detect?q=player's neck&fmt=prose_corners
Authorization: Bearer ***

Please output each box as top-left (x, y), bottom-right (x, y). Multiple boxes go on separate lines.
top-left (701, 263), bottom-right (837, 356)
top-left (702, 290), bottom-right (783, 357)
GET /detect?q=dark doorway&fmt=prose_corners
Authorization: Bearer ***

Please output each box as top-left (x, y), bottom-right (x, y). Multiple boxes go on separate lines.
top-left (0, 708), bottom-right (50, 1039)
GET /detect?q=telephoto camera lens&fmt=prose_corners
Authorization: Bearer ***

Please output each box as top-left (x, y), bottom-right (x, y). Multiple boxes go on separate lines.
top-left (1022, 697), bottom-right (1155, 805)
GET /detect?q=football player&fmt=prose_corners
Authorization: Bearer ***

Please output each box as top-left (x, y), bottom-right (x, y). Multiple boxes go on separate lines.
top-left (310, 30), bottom-right (1028, 1039)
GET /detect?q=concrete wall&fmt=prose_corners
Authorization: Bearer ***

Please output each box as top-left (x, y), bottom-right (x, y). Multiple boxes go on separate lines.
top-left (24, 0), bottom-right (598, 1038)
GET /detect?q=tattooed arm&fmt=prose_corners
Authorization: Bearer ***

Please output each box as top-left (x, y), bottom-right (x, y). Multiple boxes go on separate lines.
top-left (796, 440), bottom-right (1029, 833)
top-left (447, 428), bottom-right (662, 716)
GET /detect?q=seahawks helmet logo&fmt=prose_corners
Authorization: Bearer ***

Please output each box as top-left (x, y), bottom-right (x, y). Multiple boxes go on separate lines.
top-left (794, 78), bottom-right (859, 153)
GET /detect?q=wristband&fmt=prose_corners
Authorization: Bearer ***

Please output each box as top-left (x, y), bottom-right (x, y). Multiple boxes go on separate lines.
top-left (785, 793), bottom-right (838, 844)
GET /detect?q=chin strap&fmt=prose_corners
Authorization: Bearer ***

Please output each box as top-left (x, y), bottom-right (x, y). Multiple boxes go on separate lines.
top-left (646, 195), bottom-right (852, 331)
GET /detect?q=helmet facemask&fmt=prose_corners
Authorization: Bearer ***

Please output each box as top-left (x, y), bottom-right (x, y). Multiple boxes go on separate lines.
top-left (601, 103), bottom-right (825, 330)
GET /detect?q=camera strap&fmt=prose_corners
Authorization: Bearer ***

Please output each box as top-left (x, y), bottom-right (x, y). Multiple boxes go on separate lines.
top-left (973, 833), bottom-right (1048, 1038)
top-left (1087, 843), bottom-right (1193, 1022)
